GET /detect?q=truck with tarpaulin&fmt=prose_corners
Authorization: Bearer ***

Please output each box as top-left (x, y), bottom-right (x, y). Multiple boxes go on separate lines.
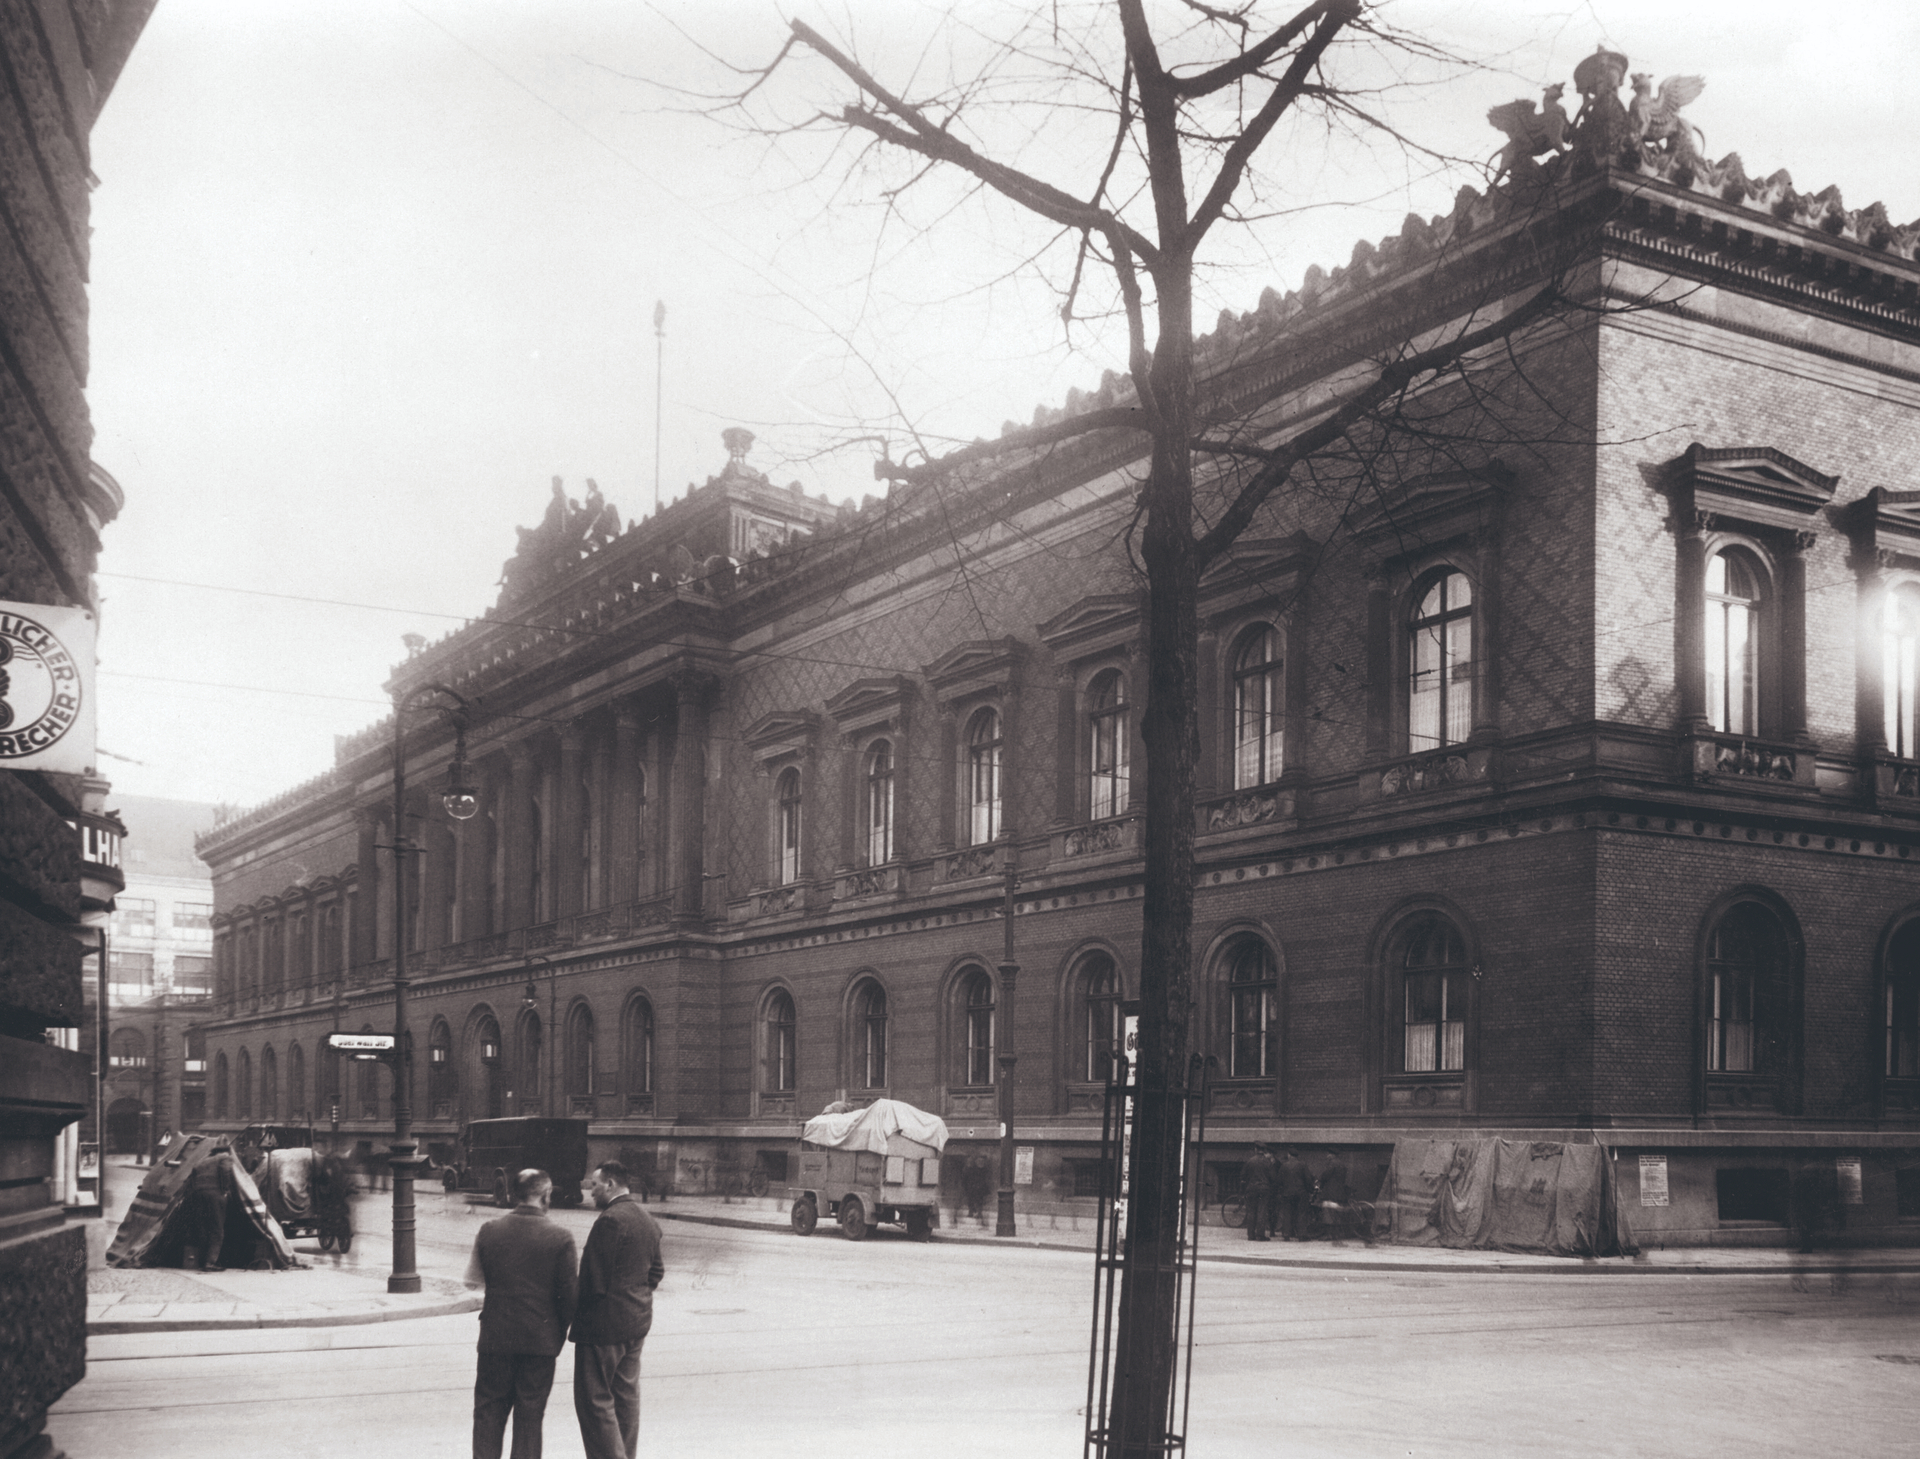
top-left (789, 1099), bottom-right (947, 1241)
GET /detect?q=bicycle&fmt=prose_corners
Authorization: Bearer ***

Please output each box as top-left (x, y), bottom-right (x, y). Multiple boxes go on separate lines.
top-left (1218, 1194), bottom-right (1247, 1228)
top-left (719, 1166), bottom-right (770, 1200)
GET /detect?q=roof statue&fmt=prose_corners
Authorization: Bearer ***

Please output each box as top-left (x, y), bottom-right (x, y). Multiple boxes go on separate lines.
top-left (1569, 45), bottom-right (1633, 160)
top-left (1487, 82), bottom-right (1570, 183)
top-left (1628, 72), bottom-right (1706, 163)
top-left (496, 474), bottom-right (624, 607)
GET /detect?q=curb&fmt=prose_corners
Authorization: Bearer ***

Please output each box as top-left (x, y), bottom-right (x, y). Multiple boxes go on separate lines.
top-left (650, 1209), bottom-right (1920, 1277)
top-left (87, 1291), bottom-right (482, 1336)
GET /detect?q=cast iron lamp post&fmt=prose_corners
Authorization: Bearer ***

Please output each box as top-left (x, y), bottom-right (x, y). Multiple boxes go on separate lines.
top-left (522, 954), bottom-right (559, 1116)
top-left (385, 682), bottom-right (478, 1294)
top-left (996, 846), bottom-right (1020, 1237)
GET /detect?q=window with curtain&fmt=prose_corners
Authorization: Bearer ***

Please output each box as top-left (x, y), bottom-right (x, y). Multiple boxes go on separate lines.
top-left (1888, 922), bottom-right (1920, 1080)
top-left (1225, 939), bottom-right (1277, 1078)
top-left (960, 967), bottom-right (996, 1085)
top-left (566, 1004), bottom-right (596, 1099)
top-left (624, 998), bottom-right (654, 1095)
top-left (854, 980), bottom-right (888, 1087)
top-left (1706, 549), bottom-right (1763, 736)
top-left (776, 767), bottom-right (803, 885)
top-left (1232, 624), bottom-right (1285, 788)
top-left (1079, 953), bottom-right (1121, 1083)
top-left (1707, 903), bottom-right (1786, 1075)
top-left (865, 740), bottom-right (894, 866)
top-left (967, 708), bottom-right (1002, 844)
top-left (764, 989), bottom-right (796, 1092)
top-left (1886, 584), bottom-right (1920, 758)
top-left (1409, 571), bottom-right (1473, 751)
top-left (1088, 671), bottom-right (1129, 820)
top-left (1401, 916), bottom-right (1467, 1073)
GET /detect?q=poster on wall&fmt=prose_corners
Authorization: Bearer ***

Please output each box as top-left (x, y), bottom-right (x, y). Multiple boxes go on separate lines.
top-left (1015, 1146), bottom-right (1034, 1185)
top-left (1639, 1154), bottom-right (1670, 1207)
top-left (0, 601), bottom-right (94, 773)
top-left (1836, 1157), bottom-right (1864, 1205)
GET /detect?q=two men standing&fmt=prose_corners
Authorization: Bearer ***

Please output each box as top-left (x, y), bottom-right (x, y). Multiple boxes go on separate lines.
top-left (467, 1162), bottom-right (665, 1459)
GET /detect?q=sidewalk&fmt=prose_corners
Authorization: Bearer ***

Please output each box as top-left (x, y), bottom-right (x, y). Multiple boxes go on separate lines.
top-left (86, 1264), bottom-right (479, 1335)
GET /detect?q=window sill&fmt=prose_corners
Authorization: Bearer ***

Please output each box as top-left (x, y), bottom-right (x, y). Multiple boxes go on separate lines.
top-left (945, 1086), bottom-right (998, 1118)
top-left (1207, 1078), bottom-right (1273, 1113)
top-left (1383, 1073), bottom-right (1467, 1112)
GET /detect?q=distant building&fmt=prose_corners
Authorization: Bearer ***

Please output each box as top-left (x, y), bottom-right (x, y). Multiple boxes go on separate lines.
top-left (82, 796), bottom-right (223, 1155)
top-left (197, 60), bottom-right (1920, 1247)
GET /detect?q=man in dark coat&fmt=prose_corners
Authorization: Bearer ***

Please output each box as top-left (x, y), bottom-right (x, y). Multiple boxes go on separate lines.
top-left (1240, 1144), bottom-right (1278, 1241)
top-left (1276, 1147), bottom-right (1311, 1241)
top-left (182, 1147), bottom-right (234, 1271)
top-left (572, 1160), bottom-right (665, 1459)
top-left (466, 1168), bottom-right (579, 1459)
top-left (1318, 1150), bottom-right (1351, 1239)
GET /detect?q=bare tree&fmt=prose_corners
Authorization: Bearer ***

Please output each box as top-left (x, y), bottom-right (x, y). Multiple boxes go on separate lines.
top-left (708, 4), bottom-right (1614, 1450)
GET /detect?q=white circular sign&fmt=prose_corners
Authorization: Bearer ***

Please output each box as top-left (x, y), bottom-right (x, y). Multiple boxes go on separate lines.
top-left (0, 608), bottom-right (84, 759)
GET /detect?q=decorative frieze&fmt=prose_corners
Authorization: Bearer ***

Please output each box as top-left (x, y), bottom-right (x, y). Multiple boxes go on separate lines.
top-left (943, 845), bottom-right (1001, 882)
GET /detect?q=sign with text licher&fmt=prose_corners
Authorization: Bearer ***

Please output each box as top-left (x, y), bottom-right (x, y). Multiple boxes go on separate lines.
top-left (326, 1032), bottom-right (396, 1053)
top-left (0, 602), bottom-right (93, 773)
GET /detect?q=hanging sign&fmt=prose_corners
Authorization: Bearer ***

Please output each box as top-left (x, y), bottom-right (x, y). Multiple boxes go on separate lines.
top-left (0, 602), bottom-right (93, 773)
top-left (327, 1032), bottom-right (396, 1053)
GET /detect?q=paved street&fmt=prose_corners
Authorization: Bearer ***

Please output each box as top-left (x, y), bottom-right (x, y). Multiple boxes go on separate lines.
top-left (56, 1178), bottom-right (1920, 1459)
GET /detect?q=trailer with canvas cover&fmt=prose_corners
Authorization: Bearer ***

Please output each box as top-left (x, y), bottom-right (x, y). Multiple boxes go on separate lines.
top-left (790, 1099), bottom-right (948, 1241)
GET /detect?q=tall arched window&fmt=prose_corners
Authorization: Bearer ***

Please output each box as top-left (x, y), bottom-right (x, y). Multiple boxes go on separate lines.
top-left (1225, 939), bottom-right (1277, 1079)
top-left (427, 1021), bottom-right (453, 1115)
top-left (213, 1052), bottom-right (229, 1118)
top-left (1232, 624), bottom-right (1285, 788)
top-left (623, 997), bottom-right (654, 1101)
top-left (1088, 671), bottom-right (1130, 820)
top-left (261, 1045), bottom-right (279, 1120)
top-left (959, 967), bottom-right (996, 1085)
top-left (320, 1040), bottom-right (341, 1121)
top-left (1887, 922), bottom-right (1920, 1080)
top-left (1706, 549), bottom-right (1763, 736)
top-left (865, 740), bottom-right (894, 865)
top-left (1078, 952), bottom-right (1121, 1083)
top-left (763, 989), bottom-right (796, 1092)
top-left (853, 980), bottom-right (888, 1088)
top-left (776, 767), bottom-right (803, 885)
top-left (566, 1003), bottom-right (596, 1103)
top-left (476, 1014), bottom-right (504, 1120)
top-left (1707, 903), bottom-right (1788, 1076)
top-left (236, 1048), bottom-right (253, 1120)
top-left (288, 1042), bottom-right (306, 1121)
top-left (1886, 585), bottom-right (1920, 759)
top-left (1409, 570), bottom-right (1473, 751)
top-left (967, 709), bottom-right (1002, 844)
top-left (1400, 916), bottom-right (1467, 1073)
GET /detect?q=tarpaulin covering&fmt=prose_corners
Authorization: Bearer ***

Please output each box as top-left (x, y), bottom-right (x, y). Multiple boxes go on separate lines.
top-left (106, 1133), bottom-right (297, 1269)
top-left (1380, 1138), bottom-right (1635, 1257)
top-left (801, 1099), bottom-right (949, 1155)
top-left (257, 1148), bottom-right (314, 1225)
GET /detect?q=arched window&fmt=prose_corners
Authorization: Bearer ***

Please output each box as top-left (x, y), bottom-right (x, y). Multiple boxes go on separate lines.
top-left (1886, 585), bottom-right (1920, 759)
top-left (288, 1042), bottom-right (306, 1121)
top-left (763, 989), bottom-right (796, 1092)
top-left (1232, 624), bottom-right (1285, 788)
top-left (865, 740), bottom-right (894, 866)
top-left (212, 1052), bottom-right (229, 1118)
top-left (321, 903), bottom-right (342, 982)
top-left (1409, 570), bottom-right (1473, 751)
top-left (853, 980), bottom-right (888, 1088)
top-left (623, 997), bottom-right (654, 1098)
top-left (566, 1003), bottom-right (596, 1102)
top-left (959, 967), bottom-right (996, 1085)
top-left (1400, 916), bottom-right (1467, 1073)
top-left (1887, 922), bottom-right (1920, 1080)
top-left (1225, 939), bottom-right (1278, 1079)
top-left (967, 708), bottom-right (1002, 844)
top-left (261, 1045), bottom-right (278, 1120)
top-left (519, 1010), bottom-right (543, 1112)
top-left (427, 1021), bottom-right (453, 1114)
top-left (1707, 902), bottom-right (1788, 1076)
top-left (1706, 549), bottom-right (1763, 736)
top-left (236, 1048), bottom-right (253, 1120)
top-left (1078, 952), bottom-right (1121, 1083)
top-left (1088, 671), bottom-right (1130, 820)
top-left (109, 1027), bottom-right (146, 1070)
top-left (320, 1040), bottom-right (341, 1121)
top-left (776, 767), bottom-right (803, 885)
top-left (476, 1014), bottom-right (504, 1120)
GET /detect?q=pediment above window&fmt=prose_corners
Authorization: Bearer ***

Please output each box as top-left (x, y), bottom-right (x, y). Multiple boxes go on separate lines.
top-left (742, 709), bottom-right (820, 767)
top-left (1350, 466), bottom-right (1513, 559)
top-left (1198, 532), bottom-right (1315, 625)
top-left (1038, 593), bottom-right (1141, 665)
top-left (825, 675), bottom-right (916, 736)
top-left (924, 636), bottom-right (1024, 706)
top-left (1842, 487), bottom-right (1920, 566)
top-left (1680, 444), bottom-right (1839, 534)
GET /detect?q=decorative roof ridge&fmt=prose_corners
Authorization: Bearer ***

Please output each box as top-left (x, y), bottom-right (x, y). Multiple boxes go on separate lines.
top-left (195, 763), bottom-right (349, 852)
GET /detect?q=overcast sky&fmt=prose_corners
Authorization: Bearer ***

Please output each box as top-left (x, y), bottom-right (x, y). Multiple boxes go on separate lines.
top-left (84, 0), bottom-right (1917, 812)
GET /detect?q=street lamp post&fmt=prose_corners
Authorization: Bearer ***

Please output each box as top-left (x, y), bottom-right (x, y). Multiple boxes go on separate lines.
top-left (522, 955), bottom-right (559, 1117)
top-left (996, 846), bottom-right (1020, 1238)
top-left (384, 682), bottom-right (478, 1295)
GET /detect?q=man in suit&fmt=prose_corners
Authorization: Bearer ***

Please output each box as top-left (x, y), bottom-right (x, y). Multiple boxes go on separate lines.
top-left (1276, 1147), bottom-right (1312, 1241)
top-left (466, 1168), bottom-right (579, 1459)
top-left (572, 1160), bottom-right (665, 1459)
top-left (1239, 1144), bottom-right (1277, 1242)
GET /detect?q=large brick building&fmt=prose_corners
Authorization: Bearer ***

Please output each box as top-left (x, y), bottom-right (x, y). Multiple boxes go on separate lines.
top-left (194, 60), bottom-right (1920, 1246)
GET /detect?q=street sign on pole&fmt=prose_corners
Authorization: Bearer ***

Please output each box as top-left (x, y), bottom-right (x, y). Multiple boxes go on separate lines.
top-left (325, 1032), bottom-right (396, 1053)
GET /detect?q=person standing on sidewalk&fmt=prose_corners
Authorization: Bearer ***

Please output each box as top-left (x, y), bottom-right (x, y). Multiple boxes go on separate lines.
top-left (1276, 1147), bottom-right (1311, 1241)
top-left (572, 1160), bottom-right (665, 1459)
top-left (466, 1168), bottom-right (578, 1459)
top-left (1240, 1144), bottom-right (1278, 1242)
